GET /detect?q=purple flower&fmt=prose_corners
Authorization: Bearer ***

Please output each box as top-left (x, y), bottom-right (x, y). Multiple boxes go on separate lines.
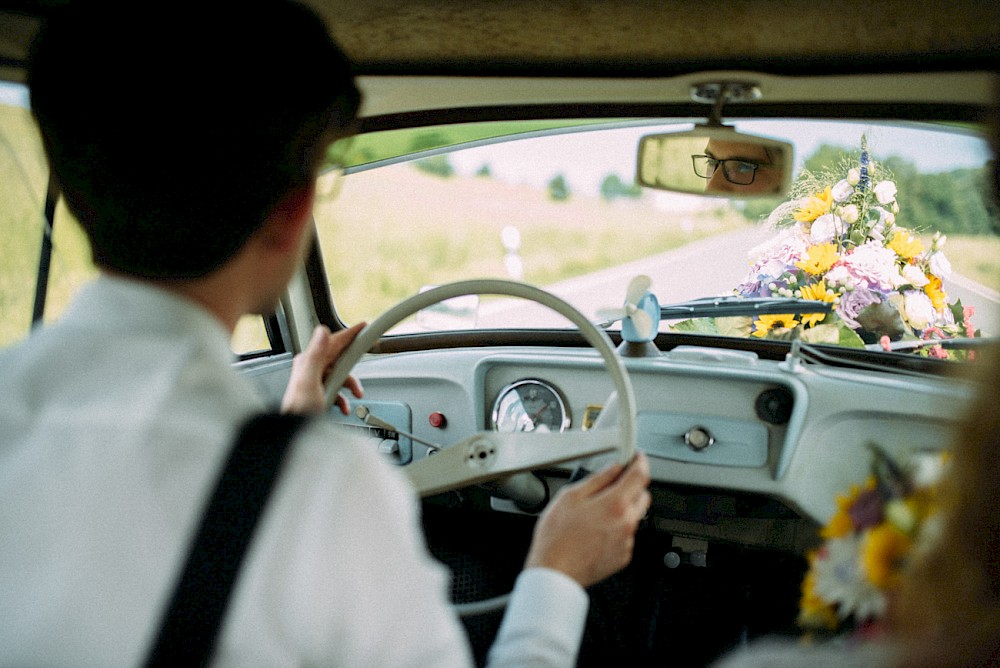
top-left (736, 278), bottom-right (765, 296)
top-left (849, 488), bottom-right (884, 530)
top-left (837, 285), bottom-right (882, 329)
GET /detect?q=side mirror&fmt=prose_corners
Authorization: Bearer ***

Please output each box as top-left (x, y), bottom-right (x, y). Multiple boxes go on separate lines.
top-left (637, 126), bottom-right (793, 198)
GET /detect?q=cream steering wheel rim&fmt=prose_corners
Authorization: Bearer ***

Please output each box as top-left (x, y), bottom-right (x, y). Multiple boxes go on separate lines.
top-left (323, 279), bottom-right (636, 496)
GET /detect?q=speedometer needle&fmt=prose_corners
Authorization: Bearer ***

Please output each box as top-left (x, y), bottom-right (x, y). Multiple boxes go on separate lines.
top-left (529, 405), bottom-right (548, 428)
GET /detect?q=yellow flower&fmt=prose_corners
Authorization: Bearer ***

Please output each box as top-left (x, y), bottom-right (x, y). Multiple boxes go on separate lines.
top-left (794, 186), bottom-right (834, 223)
top-left (888, 229), bottom-right (924, 260)
top-left (822, 505), bottom-right (854, 540)
top-left (924, 274), bottom-right (947, 310)
top-left (798, 280), bottom-right (837, 328)
top-left (862, 523), bottom-right (912, 590)
top-left (751, 313), bottom-right (799, 337)
top-left (795, 243), bottom-right (840, 276)
top-left (821, 477), bottom-right (874, 539)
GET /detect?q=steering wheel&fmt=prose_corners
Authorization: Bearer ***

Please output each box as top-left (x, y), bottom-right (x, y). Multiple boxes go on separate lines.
top-left (323, 279), bottom-right (636, 498)
top-left (322, 280), bottom-right (636, 615)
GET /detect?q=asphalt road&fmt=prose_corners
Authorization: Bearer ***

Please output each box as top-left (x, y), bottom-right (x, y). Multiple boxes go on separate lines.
top-left (476, 226), bottom-right (999, 335)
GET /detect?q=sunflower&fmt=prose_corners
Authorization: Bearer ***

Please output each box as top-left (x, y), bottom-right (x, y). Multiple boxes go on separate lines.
top-left (795, 243), bottom-right (840, 276)
top-left (751, 313), bottom-right (799, 337)
top-left (799, 280), bottom-right (837, 328)
top-left (794, 186), bottom-right (834, 223)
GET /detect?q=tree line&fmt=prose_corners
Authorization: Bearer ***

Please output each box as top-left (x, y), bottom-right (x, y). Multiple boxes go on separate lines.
top-left (742, 143), bottom-right (998, 235)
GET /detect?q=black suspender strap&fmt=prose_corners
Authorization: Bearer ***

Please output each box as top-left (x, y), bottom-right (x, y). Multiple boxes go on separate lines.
top-left (144, 413), bottom-right (309, 668)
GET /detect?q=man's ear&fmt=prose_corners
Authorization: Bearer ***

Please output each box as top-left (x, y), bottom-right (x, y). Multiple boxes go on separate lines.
top-left (257, 183), bottom-right (317, 253)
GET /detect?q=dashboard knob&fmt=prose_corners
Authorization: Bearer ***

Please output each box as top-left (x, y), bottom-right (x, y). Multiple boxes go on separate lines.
top-left (378, 439), bottom-right (400, 455)
top-left (684, 426), bottom-right (714, 451)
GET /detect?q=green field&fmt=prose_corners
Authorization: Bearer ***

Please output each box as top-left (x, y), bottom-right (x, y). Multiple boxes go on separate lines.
top-left (1, 105), bottom-right (52, 347)
top-left (314, 163), bottom-right (748, 324)
top-left (935, 235), bottom-right (1000, 291)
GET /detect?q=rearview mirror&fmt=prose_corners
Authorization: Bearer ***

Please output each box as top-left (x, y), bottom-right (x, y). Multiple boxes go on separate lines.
top-left (637, 126), bottom-right (793, 198)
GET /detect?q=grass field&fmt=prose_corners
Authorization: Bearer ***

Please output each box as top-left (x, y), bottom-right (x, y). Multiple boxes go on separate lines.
top-left (936, 235), bottom-right (1000, 291)
top-left (1, 105), bottom-right (51, 347)
top-left (314, 163), bottom-right (748, 324)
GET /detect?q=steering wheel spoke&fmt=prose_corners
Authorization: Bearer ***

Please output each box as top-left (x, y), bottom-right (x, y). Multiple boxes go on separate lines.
top-left (323, 279), bottom-right (636, 497)
top-left (405, 429), bottom-right (619, 497)
top-left (320, 279), bottom-right (636, 615)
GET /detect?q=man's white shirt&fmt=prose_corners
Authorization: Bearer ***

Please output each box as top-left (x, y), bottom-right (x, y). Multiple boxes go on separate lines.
top-left (0, 275), bottom-right (586, 667)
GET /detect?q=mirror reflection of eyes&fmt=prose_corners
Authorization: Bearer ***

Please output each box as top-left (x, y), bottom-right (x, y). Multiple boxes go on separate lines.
top-left (636, 130), bottom-right (793, 198)
top-left (692, 155), bottom-right (761, 186)
top-left (705, 140), bottom-right (776, 165)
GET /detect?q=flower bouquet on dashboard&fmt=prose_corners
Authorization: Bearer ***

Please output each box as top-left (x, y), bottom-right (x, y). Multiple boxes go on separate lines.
top-left (730, 136), bottom-right (978, 358)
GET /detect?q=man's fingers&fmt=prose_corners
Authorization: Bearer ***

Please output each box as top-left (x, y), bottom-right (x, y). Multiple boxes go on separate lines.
top-left (332, 375), bottom-right (364, 415)
top-left (576, 451), bottom-right (650, 499)
top-left (609, 452), bottom-right (650, 494)
top-left (321, 324), bottom-right (365, 415)
top-left (568, 461), bottom-right (625, 495)
top-left (633, 489), bottom-right (652, 523)
top-left (298, 324), bottom-right (332, 367)
top-left (593, 453), bottom-right (651, 526)
top-left (324, 322), bottom-right (366, 363)
top-left (343, 374), bottom-right (363, 399)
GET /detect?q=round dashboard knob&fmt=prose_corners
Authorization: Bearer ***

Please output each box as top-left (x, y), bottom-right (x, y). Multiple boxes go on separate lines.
top-left (684, 426), bottom-right (714, 451)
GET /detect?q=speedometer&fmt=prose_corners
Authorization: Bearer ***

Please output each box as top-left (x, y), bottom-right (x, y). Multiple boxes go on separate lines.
top-left (491, 379), bottom-right (570, 433)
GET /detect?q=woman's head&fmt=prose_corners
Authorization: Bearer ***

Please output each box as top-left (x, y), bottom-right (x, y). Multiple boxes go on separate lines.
top-left (888, 347), bottom-right (1000, 667)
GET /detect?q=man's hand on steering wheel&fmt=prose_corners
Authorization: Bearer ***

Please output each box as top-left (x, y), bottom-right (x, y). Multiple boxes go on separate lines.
top-left (313, 280), bottom-right (646, 608)
top-left (282, 323), bottom-right (366, 415)
top-left (525, 453), bottom-right (651, 587)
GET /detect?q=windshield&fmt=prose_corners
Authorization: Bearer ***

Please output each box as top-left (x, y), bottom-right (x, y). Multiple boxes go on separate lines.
top-left (312, 119), bottom-right (998, 358)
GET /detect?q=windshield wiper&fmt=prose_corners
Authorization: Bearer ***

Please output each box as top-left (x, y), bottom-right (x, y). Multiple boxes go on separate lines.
top-left (659, 296), bottom-right (833, 320)
top-left (866, 336), bottom-right (998, 353)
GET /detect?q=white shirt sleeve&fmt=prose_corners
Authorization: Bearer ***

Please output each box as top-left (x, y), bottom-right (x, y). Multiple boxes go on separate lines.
top-left (487, 567), bottom-right (589, 668)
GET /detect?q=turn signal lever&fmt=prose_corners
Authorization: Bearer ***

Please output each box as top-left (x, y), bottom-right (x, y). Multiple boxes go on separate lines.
top-left (355, 405), bottom-right (548, 512)
top-left (354, 405), bottom-right (441, 453)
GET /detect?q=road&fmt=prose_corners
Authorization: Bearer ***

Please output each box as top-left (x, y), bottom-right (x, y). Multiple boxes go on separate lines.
top-left (476, 226), bottom-right (999, 334)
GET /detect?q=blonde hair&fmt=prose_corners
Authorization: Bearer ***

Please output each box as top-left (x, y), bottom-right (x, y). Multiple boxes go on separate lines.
top-left (888, 347), bottom-right (1000, 667)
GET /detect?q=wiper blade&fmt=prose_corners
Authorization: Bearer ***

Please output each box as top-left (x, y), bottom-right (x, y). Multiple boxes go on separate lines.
top-left (660, 296), bottom-right (833, 320)
top-left (865, 336), bottom-right (998, 353)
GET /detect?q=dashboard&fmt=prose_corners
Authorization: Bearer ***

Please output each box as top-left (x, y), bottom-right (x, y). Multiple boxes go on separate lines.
top-left (326, 342), bottom-right (972, 551)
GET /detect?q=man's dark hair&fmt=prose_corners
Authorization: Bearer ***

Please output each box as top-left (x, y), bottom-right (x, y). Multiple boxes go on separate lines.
top-left (28, 2), bottom-right (361, 279)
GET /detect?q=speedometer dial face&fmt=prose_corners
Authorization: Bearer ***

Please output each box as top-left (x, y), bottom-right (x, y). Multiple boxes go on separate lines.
top-left (491, 379), bottom-right (570, 433)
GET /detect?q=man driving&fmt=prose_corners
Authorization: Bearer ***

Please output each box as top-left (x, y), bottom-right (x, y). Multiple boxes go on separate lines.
top-left (0, 2), bottom-right (650, 666)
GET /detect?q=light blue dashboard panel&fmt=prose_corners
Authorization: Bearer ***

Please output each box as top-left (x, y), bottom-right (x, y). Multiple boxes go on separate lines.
top-left (327, 399), bottom-right (413, 465)
top-left (637, 411), bottom-right (768, 467)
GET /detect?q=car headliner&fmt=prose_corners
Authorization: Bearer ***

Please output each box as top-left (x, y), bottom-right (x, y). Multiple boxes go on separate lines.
top-left (6, 1), bottom-right (997, 70)
top-left (2, 2), bottom-right (999, 92)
